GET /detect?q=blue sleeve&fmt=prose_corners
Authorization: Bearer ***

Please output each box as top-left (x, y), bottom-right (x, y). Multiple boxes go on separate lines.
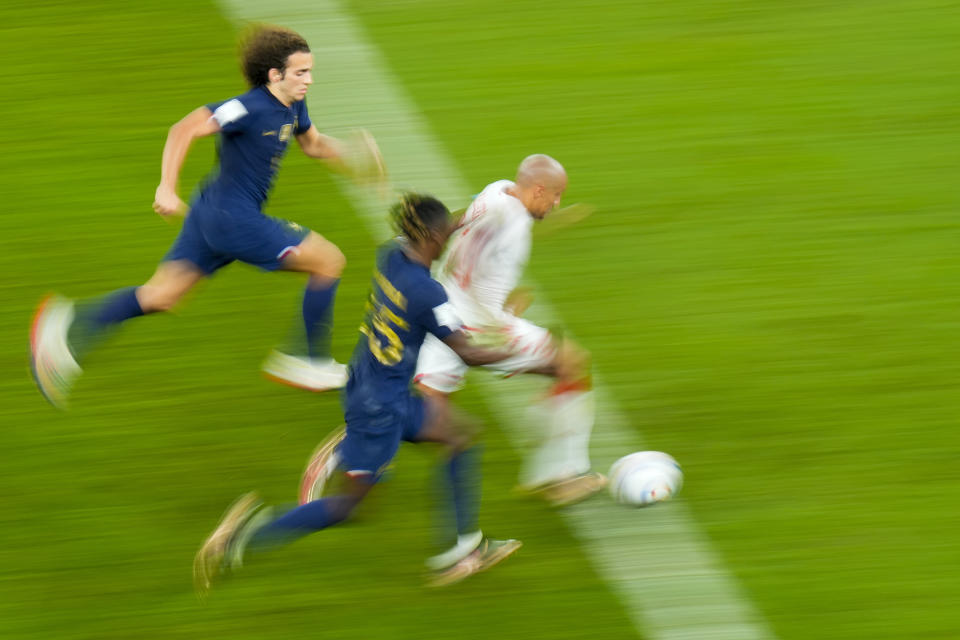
top-left (415, 282), bottom-right (460, 341)
top-left (206, 96), bottom-right (251, 134)
top-left (295, 100), bottom-right (312, 135)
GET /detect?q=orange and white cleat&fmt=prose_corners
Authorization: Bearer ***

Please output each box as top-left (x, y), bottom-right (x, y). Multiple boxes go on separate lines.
top-left (299, 426), bottom-right (347, 504)
top-left (29, 294), bottom-right (82, 410)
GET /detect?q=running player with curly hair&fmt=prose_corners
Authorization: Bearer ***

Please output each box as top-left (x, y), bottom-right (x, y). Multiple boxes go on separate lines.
top-left (30, 25), bottom-right (385, 408)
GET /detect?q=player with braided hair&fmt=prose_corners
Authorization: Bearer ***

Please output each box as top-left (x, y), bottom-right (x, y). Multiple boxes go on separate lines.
top-left (194, 194), bottom-right (522, 594)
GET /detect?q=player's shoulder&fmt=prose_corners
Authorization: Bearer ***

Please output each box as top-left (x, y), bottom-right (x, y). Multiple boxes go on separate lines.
top-left (477, 179), bottom-right (514, 201)
top-left (207, 87), bottom-right (267, 123)
top-left (397, 254), bottom-right (447, 310)
top-left (376, 241), bottom-right (439, 294)
top-left (478, 180), bottom-right (523, 213)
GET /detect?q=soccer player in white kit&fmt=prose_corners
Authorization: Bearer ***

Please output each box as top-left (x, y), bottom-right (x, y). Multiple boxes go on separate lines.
top-left (414, 154), bottom-right (606, 506)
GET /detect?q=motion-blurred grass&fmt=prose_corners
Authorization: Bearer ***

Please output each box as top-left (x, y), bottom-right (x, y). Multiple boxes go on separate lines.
top-left (1, 1), bottom-right (958, 638)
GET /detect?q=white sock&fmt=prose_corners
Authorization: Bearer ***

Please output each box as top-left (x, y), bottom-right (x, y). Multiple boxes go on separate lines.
top-left (522, 389), bottom-right (595, 487)
top-left (426, 530), bottom-right (483, 570)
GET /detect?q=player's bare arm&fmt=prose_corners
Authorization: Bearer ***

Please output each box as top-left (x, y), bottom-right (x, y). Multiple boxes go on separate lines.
top-left (296, 125), bottom-right (344, 160)
top-left (153, 106), bottom-right (222, 216)
top-left (443, 330), bottom-right (512, 367)
top-left (298, 127), bottom-right (386, 186)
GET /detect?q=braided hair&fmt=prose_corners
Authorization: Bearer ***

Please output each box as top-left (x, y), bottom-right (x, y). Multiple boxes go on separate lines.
top-left (389, 193), bottom-right (450, 243)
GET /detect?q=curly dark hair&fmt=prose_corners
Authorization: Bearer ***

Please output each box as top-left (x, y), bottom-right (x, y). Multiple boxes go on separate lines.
top-left (390, 193), bottom-right (450, 243)
top-left (239, 24), bottom-right (310, 87)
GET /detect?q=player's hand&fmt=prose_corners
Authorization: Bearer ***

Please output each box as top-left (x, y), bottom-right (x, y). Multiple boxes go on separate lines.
top-left (344, 129), bottom-right (388, 194)
top-left (153, 185), bottom-right (187, 217)
top-left (504, 286), bottom-right (535, 316)
top-left (534, 202), bottom-right (596, 237)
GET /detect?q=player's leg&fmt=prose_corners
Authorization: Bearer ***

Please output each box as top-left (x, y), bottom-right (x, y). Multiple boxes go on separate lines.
top-left (244, 472), bottom-right (374, 550)
top-left (411, 393), bottom-right (521, 586)
top-left (194, 417), bottom-right (397, 596)
top-left (30, 204), bottom-right (226, 408)
top-left (484, 320), bottom-right (605, 506)
top-left (31, 232), bottom-right (211, 408)
top-left (193, 473), bottom-right (374, 598)
top-left (247, 413), bottom-right (398, 550)
top-left (259, 228), bottom-right (348, 391)
top-left (69, 260), bottom-right (206, 358)
top-left (415, 387), bottom-right (481, 545)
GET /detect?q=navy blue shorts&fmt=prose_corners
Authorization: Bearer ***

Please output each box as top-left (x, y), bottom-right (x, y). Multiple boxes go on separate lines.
top-left (164, 199), bottom-right (310, 274)
top-left (339, 391), bottom-right (426, 478)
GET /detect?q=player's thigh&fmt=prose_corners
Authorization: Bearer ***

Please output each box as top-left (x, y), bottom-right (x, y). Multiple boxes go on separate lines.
top-left (484, 318), bottom-right (559, 378)
top-left (280, 231), bottom-right (346, 279)
top-left (340, 405), bottom-right (406, 479)
top-left (163, 207), bottom-right (233, 277)
top-left (414, 333), bottom-right (469, 393)
top-left (210, 211), bottom-right (312, 272)
top-left (411, 392), bottom-right (476, 451)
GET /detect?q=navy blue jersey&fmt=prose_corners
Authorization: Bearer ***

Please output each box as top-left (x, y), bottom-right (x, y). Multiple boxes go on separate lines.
top-left (202, 86), bottom-right (312, 208)
top-left (347, 241), bottom-right (461, 406)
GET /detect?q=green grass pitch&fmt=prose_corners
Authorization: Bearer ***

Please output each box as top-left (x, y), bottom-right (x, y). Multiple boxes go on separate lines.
top-left (0, 1), bottom-right (957, 638)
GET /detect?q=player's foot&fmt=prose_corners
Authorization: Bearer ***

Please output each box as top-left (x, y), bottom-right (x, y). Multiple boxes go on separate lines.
top-left (29, 294), bottom-right (82, 410)
top-left (426, 537), bottom-right (522, 587)
top-left (262, 350), bottom-right (347, 392)
top-left (193, 492), bottom-right (262, 599)
top-left (523, 471), bottom-right (608, 508)
top-left (299, 425), bottom-right (347, 504)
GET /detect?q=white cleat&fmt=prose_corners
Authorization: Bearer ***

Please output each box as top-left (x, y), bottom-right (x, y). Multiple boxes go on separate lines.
top-left (29, 294), bottom-right (82, 410)
top-left (262, 350), bottom-right (347, 392)
top-left (299, 425), bottom-right (347, 504)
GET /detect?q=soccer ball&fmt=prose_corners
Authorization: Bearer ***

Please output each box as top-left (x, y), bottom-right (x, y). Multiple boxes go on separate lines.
top-left (609, 451), bottom-right (683, 507)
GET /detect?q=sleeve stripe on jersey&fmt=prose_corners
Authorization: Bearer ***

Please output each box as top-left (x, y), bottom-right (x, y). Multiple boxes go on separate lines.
top-left (432, 302), bottom-right (462, 332)
top-left (212, 99), bottom-right (248, 126)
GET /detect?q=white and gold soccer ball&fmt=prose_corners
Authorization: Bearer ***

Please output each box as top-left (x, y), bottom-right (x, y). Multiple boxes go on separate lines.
top-left (609, 451), bottom-right (683, 507)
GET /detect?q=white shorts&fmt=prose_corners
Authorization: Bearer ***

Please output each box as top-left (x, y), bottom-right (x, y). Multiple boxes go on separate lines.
top-left (414, 318), bottom-right (557, 393)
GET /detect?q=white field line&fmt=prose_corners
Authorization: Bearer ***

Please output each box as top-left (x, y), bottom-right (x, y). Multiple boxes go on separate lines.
top-left (220, 2), bottom-right (777, 638)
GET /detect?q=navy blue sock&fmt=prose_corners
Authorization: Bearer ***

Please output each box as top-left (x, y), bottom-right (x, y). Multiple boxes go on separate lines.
top-left (249, 495), bottom-right (352, 550)
top-left (68, 287), bottom-right (145, 361)
top-left (301, 279), bottom-right (339, 359)
top-left (447, 446), bottom-right (482, 537)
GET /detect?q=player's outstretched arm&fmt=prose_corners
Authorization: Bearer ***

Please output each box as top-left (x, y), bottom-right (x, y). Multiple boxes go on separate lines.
top-left (442, 331), bottom-right (512, 367)
top-left (297, 126), bottom-right (386, 186)
top-left (296, 125), bottom-right (345, 160)
top-left (533, 202), bottom-right (596, 237)
top-left (153, 107), bottom-right (221, 217)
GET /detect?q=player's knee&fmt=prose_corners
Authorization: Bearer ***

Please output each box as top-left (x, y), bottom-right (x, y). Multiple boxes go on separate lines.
top-left (556, 339), bottom-right (591, 383)
top-left (136, 285), bottom-right (181, 313)
top-left (450, 429), bottom-right (476, 454)
top-left (320, 244), bottom-right (346, 278)
top-left (324, 494), bottom-right (361, 524)
top-left (304, 238), bottom-right (346, 278)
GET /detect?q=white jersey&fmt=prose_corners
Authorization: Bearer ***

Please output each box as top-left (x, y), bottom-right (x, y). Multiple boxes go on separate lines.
top-left (436, 180), bottom-right (533, 328)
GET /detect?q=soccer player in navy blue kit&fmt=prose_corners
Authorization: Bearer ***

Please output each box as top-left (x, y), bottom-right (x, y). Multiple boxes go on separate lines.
top-left (194, 194), bottom-right (522, 594)
top-left (30, 25), bottom-right (384, 408)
